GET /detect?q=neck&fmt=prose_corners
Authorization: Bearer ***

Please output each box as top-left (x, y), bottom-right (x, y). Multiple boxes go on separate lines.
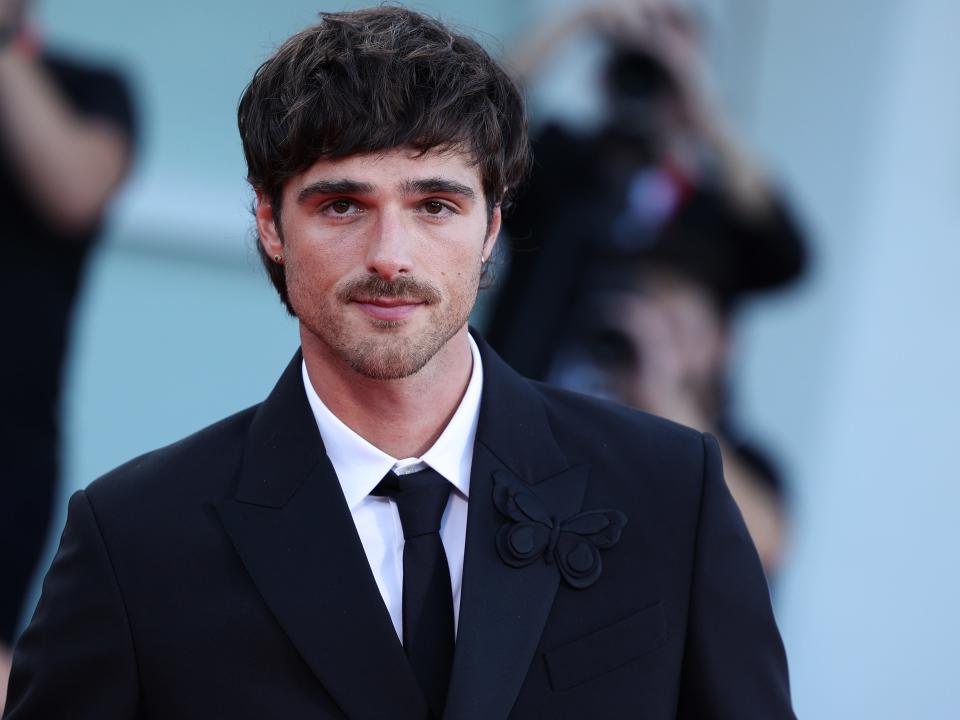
top-left (301, 326), bottom-right (474, 459)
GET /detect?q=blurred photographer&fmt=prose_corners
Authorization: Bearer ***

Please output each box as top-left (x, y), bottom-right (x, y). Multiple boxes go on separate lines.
top-left (486, 0), bottom-right (807, 574)
top-left (0, 0), bottom-right (134, 708)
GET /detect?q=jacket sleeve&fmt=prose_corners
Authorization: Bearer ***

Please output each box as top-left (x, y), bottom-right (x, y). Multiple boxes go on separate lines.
top-left (3, 490), bottom-right (139, 719)
top-left (676, 433), bottom-right (796, 719)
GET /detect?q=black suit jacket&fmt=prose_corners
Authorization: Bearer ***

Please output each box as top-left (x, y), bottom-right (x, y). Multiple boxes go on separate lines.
top-left (5, 335), bottom-right (794, 719)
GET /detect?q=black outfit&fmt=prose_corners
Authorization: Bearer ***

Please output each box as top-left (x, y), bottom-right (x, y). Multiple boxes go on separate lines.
top-left (5, 333), bottom-right (794, 719)
top-left (486, 124), bottom-right (808, 496)
top-left (0, 52), bottom-right (134, 645)
top-left (487, 123), bottom-right (808, 382)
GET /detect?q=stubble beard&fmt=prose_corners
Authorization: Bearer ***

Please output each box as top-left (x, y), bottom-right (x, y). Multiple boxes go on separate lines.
top-left (296, 272), bottom-right (480, 381)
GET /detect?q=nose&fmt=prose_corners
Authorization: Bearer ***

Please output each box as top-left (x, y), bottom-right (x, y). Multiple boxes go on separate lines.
top-left (365, 205), bottom-right (413, 281)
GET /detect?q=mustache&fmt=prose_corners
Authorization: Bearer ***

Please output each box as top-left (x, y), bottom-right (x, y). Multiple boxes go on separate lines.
top-left (337, 275), bottom-right (443, 305)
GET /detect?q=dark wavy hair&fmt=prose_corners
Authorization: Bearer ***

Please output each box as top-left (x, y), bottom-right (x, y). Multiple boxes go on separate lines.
top-left (238, 6), bottom-right (530, 313)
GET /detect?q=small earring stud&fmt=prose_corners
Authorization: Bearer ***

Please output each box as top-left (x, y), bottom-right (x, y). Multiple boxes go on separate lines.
top-left (274, 254), bottom-right (283, 264)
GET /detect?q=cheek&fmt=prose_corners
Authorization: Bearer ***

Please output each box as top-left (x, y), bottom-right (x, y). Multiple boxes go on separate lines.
top-left (285, 246), bottom-right (343, 302)
top-left (437, 228), bottom-right (486, 281)
top-left (439, 248), bottom-right (481, 285)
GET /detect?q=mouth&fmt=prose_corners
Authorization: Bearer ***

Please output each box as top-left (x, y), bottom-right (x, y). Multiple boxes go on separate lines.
top-left (352, 297), bottom-right (426, 321)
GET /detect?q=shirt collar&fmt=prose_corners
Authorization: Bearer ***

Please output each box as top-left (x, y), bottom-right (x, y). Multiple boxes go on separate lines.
top-left (302, 334), bottom-right (484, 509)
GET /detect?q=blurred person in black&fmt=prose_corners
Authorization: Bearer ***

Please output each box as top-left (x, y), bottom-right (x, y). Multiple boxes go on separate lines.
top-left (486, 0), bottom-right (807, 574)
top-left (0, 0), bottom-right (134, 704)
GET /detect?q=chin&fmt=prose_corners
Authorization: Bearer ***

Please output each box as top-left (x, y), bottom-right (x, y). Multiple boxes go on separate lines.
top-left (301, 296), bottom-right (472, 380)
top-left (344, 339), bottom-right (436, 380)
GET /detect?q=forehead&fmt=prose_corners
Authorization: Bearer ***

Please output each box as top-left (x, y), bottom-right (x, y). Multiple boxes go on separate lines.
top-left (289, 146), bottom-right (482, 193)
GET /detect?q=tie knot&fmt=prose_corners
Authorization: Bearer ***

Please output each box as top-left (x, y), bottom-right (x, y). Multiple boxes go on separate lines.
top-left (373, 467), bottom-right (451, 539)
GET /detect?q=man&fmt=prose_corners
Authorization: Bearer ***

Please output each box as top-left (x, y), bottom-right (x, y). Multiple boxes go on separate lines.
top-left (4, 7), bottom-right (793, 719)
top-left (0, 0), bottom-right (134, 708)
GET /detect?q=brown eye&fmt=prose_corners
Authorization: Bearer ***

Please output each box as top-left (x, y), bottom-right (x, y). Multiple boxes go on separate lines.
top-left (424, 200), bottom-right (445, 214)
top-left (330, 200), bottom-right (352, 214)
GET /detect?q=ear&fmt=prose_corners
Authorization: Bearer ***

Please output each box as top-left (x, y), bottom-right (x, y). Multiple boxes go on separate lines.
top-left (255, 190), bottom-right (283, 258)
top-left (481, 203), bottom-right (502, 262)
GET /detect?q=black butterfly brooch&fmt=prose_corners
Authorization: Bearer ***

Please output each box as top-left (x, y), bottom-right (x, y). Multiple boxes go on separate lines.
top-left (493, 475), bottom-right (628, 589)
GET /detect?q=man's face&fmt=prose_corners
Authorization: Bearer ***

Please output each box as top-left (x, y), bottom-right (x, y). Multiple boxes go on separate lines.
top-left (257, 147), bottom-right (500, 380)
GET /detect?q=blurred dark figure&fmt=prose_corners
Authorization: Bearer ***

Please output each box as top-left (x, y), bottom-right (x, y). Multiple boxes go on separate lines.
top-left (0, 0), bottom-right (134, 704)
top-left (486, 0), bottom-right (806, 574)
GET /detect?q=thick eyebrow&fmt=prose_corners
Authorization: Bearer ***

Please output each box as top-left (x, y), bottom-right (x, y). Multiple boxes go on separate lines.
top-left (296, 179), bottom-right (374, 203)
top-left (401, 178), bottom-right (476, 201)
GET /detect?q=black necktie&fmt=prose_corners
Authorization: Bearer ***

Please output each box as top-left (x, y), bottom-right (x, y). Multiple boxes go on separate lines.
top-left (374, 467), bottom-right (455, 718)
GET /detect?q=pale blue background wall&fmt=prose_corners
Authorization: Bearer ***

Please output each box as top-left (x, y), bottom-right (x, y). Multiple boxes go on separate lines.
top-left (24, 1), bottom-right (960, 717)
top-left (744, 2), bottom-right (960, 717)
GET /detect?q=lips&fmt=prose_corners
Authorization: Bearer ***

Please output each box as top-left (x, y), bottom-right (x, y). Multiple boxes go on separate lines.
top-left (353, 297), bottom-right (425, 321)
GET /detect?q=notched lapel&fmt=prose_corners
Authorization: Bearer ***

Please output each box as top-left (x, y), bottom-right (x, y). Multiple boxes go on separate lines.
top-left (217, 352), bottom-right (430, 720)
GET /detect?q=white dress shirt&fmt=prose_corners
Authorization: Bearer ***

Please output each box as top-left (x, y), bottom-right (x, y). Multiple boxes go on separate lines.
top-left (301, 335), bottom-right (483, 642)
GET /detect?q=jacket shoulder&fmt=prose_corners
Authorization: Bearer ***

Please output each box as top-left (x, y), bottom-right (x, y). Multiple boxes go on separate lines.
top-left (528, 380), bottom-right (710, 509)
top-left (86, 404), bottom-right (260, 505)
top-left (532, 380), bottom-right (703, 452)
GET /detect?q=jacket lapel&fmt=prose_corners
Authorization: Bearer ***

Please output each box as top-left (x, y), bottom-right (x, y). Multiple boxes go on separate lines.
top-left (216, 352), bottom-right (430, 720)
top-left (443, 334), bottom-right (589, 720)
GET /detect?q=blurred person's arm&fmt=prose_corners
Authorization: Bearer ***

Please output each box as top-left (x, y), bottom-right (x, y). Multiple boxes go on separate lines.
top-left (509, 0), bottom-right (780, 219)
top-left (507, 0), bottom-right (669, 81)
top-left (703, 434), bottom-right (785, 573)
top-left (665, 57), bottom-right (777, 220)
top-left (617, 0), bottom-right (780, 219)
top-left (0, 11), bottom-right (131, 235)
top-left (0, 643), bottom-right (9, 717)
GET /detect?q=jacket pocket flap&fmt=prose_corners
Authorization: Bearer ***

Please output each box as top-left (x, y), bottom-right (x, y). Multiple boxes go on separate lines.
top-left (545, 602), bottom-right (666, 691)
